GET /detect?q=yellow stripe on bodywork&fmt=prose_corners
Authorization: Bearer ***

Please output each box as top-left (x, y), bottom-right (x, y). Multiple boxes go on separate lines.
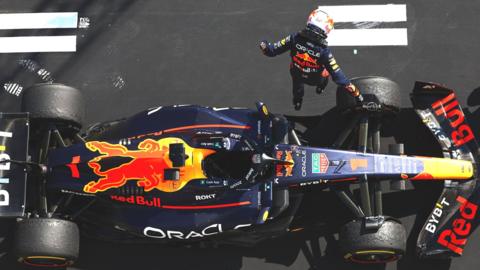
top-left (420, 158), bottom-right (474, 180)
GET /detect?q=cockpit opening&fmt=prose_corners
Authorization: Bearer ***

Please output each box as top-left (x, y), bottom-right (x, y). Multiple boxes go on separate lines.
top-left (202, 151), bottom-right (254, 179)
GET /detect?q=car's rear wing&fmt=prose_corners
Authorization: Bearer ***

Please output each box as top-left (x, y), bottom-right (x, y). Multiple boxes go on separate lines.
top-left (0, 113), bottom-right (29, 217)
top-left (411, 82), bottom-right (480, 257)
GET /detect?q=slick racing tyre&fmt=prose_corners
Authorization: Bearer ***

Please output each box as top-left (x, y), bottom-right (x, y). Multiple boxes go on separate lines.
top-left (21, 83), bottom-right (84, 133)
top-left (338, 218), bottom-right (406, 264)
top-left (12, 218), bottom-right (79, 268)
top-left (336, 76), bottom-right (402, 114)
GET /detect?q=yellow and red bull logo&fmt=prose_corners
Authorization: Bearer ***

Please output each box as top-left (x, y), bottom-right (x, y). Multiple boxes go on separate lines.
top-left (83, 137), bottom-right (215, 193)
top-left (293, 52), bottom-right (320, 69)
top-left (296, 52), bottom-right (317, 64)
top-left (276, 150), bottom-right (294, 177)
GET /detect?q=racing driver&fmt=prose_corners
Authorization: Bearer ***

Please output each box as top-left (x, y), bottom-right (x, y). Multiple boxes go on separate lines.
top-left (259, 7), bottom-right (363, 110)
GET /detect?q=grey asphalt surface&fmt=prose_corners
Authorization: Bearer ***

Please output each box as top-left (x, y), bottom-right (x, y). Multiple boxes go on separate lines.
top-left (1, 0), bottom-right (480, 269)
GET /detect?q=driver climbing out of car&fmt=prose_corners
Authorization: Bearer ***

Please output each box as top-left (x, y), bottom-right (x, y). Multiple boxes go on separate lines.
top-left (259, 7), bottom-right (363, 110)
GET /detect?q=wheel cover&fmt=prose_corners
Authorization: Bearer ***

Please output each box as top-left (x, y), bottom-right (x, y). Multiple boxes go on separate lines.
top-left (345, 250), bottom-right (400, 264)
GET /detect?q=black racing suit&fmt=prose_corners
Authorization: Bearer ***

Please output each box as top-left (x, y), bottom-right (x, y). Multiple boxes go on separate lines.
top-left (262, 33), bottom-right (356, 101)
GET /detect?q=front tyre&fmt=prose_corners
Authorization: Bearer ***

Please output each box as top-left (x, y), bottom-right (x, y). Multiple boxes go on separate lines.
top-left (336, 76), bottom-right (402, 114)
top-left (12, 218), bottom-right (79, 268)
top-left (338, 219), bottom-right (406, 264)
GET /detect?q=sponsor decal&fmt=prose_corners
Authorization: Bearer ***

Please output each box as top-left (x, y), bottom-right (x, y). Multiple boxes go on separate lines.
top-left (201, 179), bottom-right (225, 186)
top-left (293, 52), bottom-right (321, 69)
top-left (78, 17), bottom-right (90, 29)
top-left (300, 150), bottom-right (307, 177)
top-left (329, 57), bottom-right (340, 70)
top-left (0, 188), bottom-right (9, 206)
top-left (83, 137), bottom-right (215, 193)
top-left (299, 180), bottom-right (325, 186)
top-left (420, 110), bottom-right (453, 149)
top-left (295, 44), bottom-right (321, 57)
top-left (229, 180), bottom-right (242, 189)
top-left (0, 131), bottom-right (12, 206)
top-left (431, 93), bottom-right (474, 147)
top-left (195, 194), bottom-right (216, 201)
top-left (112, 194), bottom-right (250, 210)
top-left (425, 197), bottom-right (450, 233)
top-left (295, 52), bottom-right (317, 65)
top-left (312, 153), bottom-right (329, 173)
top-left (110, 195), bottom-right (161, 208)
top-left (275, 151), bottom-right (294, 177)
top-left (143, 223), bottom-right (252, 240)
top-left (437, 196), bottom-right (478, 254)
top-left (350, 159), bottom-right (368, 171)
top-left (229, 133), bottom-right (242, 140)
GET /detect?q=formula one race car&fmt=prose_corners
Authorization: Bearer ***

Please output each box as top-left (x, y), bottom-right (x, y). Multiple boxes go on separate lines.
top-left (0, 77), bottom-right (479, 267)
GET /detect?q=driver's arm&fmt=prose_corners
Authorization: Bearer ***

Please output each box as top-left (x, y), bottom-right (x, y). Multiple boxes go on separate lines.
top-left (259, 34), bottom-right (295, 57)
top-left (322, 48), bottom-right (362, 101)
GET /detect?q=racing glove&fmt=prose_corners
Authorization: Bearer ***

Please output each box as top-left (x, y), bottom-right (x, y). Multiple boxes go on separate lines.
top-left (344, 83), bottom-right (363, 103)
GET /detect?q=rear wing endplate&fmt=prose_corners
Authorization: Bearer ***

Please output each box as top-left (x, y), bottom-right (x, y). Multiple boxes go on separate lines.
top-left (411, 81), bottom-right (480, 257)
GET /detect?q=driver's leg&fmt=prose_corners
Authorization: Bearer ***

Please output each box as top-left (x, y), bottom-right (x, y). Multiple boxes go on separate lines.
top-left (291, 75), bottom-right (304, 111)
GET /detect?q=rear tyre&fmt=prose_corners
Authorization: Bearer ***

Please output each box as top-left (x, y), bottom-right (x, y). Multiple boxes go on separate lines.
top-left (336, 76), bottom-right (402, 114)
top-left (12, 218), bottom-right (79, 268)
top-left (0, 220), bottom-right (14, 263)
top-left (21, 83), bottom-right (84, 134)
top-left (338, 218), bottom-right (406, 264)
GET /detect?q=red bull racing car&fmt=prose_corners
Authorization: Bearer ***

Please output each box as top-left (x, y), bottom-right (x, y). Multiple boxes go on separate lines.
top-left (0, 77), bottom-right (479, 267)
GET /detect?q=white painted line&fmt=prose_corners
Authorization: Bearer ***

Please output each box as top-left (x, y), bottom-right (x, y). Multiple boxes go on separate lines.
top-left (318, 5), bottom-right (407, 22)
top-left (328, 28), bottom-right (408, 46)
top-left (0, 36), bottom-right (76, 53)
top-left (0, 178), bottom-right (9, 184)
top-left (0, 12), bottom-right (78, 30)
top-left (0, 131), bottom-right (12, 138)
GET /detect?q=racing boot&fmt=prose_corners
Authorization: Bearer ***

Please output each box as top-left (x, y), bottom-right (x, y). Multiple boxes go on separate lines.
top-left (293, 97), bottom-right (303, 111)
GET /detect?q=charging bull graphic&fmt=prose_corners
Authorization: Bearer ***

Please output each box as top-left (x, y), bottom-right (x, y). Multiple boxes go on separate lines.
top-left (83, 137), bottom-right (215, 193)
top-left (276, 150), bottom-right (294, 177)
top-left (293, 52), bottom-right (320, 69)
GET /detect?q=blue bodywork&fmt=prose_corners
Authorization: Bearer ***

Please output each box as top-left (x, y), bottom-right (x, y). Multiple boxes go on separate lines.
top-left (47, 105), bottom-right (278, 240)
